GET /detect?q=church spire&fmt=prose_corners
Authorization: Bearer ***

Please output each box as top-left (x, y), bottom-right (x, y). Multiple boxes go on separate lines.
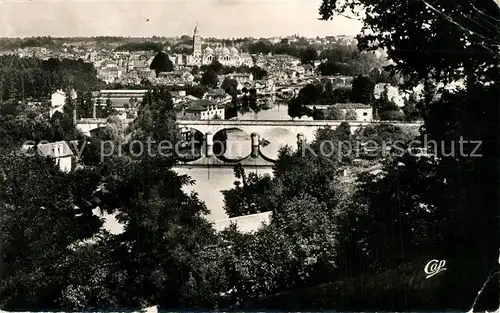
top-left (194, 23), bottom-right (199, 35)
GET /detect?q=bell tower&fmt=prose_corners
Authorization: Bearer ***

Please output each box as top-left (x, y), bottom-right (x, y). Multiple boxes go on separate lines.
top-left (193, 23), bottom-right (202, 57)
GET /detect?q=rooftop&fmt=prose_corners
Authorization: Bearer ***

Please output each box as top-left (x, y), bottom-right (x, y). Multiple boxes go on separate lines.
top-left (36, 141), bottom-right (74, 158)
top-left (334, 103), bottom-right (372, 109)
top-left (180, 99), bottom-right (223, 112)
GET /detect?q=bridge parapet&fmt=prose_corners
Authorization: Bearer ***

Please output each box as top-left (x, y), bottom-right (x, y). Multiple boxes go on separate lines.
top-left (177, 120), bottom-right (423, 143)
top-left (76, 118), bottom-right (134, 124)
top-left (177, 119), bottom-right (423, 127)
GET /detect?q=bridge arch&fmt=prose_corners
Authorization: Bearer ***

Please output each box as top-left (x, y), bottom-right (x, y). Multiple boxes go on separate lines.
top-left (260, 128), bottom-right (297, 161)
top-left (178, 127), bottom-right (204, 161)
top-left (213, 127), bottom-right (252, 161)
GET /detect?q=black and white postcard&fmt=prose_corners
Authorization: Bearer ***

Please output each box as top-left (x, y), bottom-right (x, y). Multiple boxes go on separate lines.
top-left (0, 0), bottom-right (498, 312)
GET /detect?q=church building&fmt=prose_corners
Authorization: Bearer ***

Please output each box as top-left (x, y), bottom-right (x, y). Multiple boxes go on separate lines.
top-left (172, 25), bottom-right (254, 67)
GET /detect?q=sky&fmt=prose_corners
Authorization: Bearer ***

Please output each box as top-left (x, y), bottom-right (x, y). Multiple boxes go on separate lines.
top-left (0, 0), bottom-right (362, 38)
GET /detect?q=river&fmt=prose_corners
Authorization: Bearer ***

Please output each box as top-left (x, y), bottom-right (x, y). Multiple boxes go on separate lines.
top-left (175, 101), bottom-right (290, 221)
top-left (102, 102), bottom-right (294, 233)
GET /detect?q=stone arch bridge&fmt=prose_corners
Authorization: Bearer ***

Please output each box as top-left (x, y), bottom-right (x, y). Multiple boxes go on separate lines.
top-left (76, 118), bottom-right (422, 165)
top-left (76, 118), bottom-right (422, 143)
top-left (177, 119), bottom-right (422, 143)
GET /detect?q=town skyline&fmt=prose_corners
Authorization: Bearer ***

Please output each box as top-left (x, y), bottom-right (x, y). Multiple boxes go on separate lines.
top-left (0, 0), bottom-right (362, 38)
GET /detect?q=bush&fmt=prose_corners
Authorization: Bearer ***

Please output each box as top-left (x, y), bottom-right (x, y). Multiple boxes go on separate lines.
top-left (379, 110), bottom-right (405, 121)
top-left (236, 257), bottom-right (493, 311)
top-left (345, 108), bottom-right (357, 120)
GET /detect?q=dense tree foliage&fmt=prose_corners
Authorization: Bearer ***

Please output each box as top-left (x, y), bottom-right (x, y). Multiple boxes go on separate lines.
top-left (373, 85), bottom-right (403, 120)
top-left (402, 92), bottom-right (422, 122)
top-left (149, 52), bottom-right (174, 76)
top-left (115, 42), bottom-right (164, 52)
top-left (288, 82), bottom-right (355, 119)
top-left (200, 62), bottom-right (268, 80)
top-left (222, 164), bottom-right (273, 217)
top-left (317, 47), bottom-right (382, 76)
top-left (0, 85), bottom-right (223, 310)
top-left (351, 74), bottom-right (375, 104)
top-left (0, 56), bottom-right (104, 100)
top-left (299, 47), bottom-right (318, 65)
top-left (0, 154), bottom-right (103, 310)
top-left (201, 69), bottom-right (219, 89)
top-left (325, 106), bottom-right (345, 120)
top-left (0, 101), bottom-right (85, 153)
top-left (318, 0), bottom-right (499, 310)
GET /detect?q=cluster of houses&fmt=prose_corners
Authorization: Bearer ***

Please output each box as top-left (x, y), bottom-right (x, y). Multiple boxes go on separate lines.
top-left (49, 88), bottom-right (228, 122)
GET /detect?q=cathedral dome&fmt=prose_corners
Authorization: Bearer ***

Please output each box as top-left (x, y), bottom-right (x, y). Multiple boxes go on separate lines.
top-left (222, 47), bottom-right (230, 55)
top-left (214, 44), bottom-right (223, 55)
top-left (204, 46), bottom-right (213, 54)
top-left (230, 47), bottom-right (239, 55)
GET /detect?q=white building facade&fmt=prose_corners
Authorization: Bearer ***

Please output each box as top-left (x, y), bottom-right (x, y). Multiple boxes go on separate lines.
top-left (50, 89), bottom-right (77, 117)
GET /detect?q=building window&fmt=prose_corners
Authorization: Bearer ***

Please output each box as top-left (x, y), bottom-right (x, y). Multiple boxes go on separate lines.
top-left (363, 112), bottom-right (368, 116)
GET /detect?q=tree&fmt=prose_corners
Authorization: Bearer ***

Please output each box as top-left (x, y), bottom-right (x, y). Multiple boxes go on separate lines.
top-left (369, 68), bottom-right (399, 85)
top-left (402, 92), bottom-right (420, 121)
top-left (79, 92), bottom-right (94, 118)
top-left (319, 0), bottom-right (499, 86)
top-left (326, 106), bottom-right (345, 120)
top-left (185, 85), bottom-right (207, 99)
top-left (248, 40), bottom-right (273, 54)
top-left (311, 108), bottom-right (326, 120)
top-left (201, 69), bottom-right (219, 89)
top-left (60, 232), bottom-right (127, 309)
top-left (220, 78), bottom-right (238, 97)
top-left (251, 66), bottom-right (268, 80)
top-left (221, 164), bottom-right (273, 217)
top-left (217, 138), bottom-right (347, 303)
top-left (297, 83), bottom-right (324, 105)
top-left (335, 122), bottom-right (351, 141)
top-left (300, 47), bottom-right (318, 65)
top-left (191, 65), bottom-right (200, 75)
top-left (287, 95), bottom-right (308, 119)
top-left (91, 156), bottom-right (216, 308)
top-left (378, 109), bottom-right (405, 121)
top-left (331, 87), bottom-right (351, 103)
top-left (149, 52), bottom-right (174, 77)
top-left (78, 85), bottom-right (219, 308)
top-left (63, 90), bottom-right (75, 119)
top-left (217, 193), bottom-right (339, 305)
top-left (345, 108), bottom-right (357, 120)
top-left (247, 88), bottom-right (260, 114)
top-left (374, 85), bottom-right (398, 118)
top-left (351, 74), bottom-right (375, 104)
top-left (49, 111), bottom-right (84, 142)
top-left (320, 0), bottom-right (499, 310)
top-left (103, 97), bottom-right (114, 117)
top-left (323, 80), bottom-right (334, 99)
top-left (207, 60), bottom-right (223, 74)
top-left (115, 42), bottom-right (163, 53)
top-left (355, 123), bottom-right (415, 145)
top-left (129, 86), bottom-right (180, 156)
top-left (0, 153), bottom-right (102, 310)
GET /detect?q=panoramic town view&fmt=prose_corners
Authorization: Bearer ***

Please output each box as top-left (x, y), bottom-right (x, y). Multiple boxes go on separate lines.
top-left (0, 0), bottom-right (498, 312)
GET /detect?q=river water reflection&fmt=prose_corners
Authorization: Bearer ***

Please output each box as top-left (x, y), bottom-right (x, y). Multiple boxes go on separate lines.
top-left (174, 166), bottom-right (274, 221)
top-left (175, 101), bottom-right (291, 221)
